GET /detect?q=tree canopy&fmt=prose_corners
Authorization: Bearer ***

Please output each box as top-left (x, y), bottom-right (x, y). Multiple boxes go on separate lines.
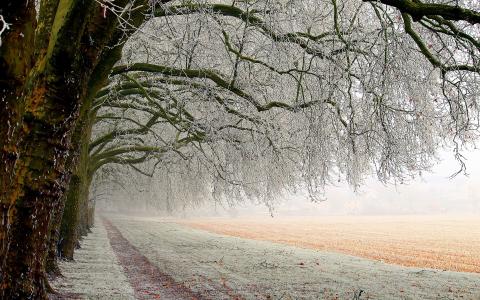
top-left (0, 0), bottom-right (479, 298)
top-left (92, 0), bottom-right (480, 209)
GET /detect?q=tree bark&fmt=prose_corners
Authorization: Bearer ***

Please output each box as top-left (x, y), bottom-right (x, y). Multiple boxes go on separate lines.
top-left (57, 0), bottom-right (152, 260)
top-left (59, 170), bottom-right (92, 259)
top-left (1, 2), bottom-right (103, 297)
top-left (45, 198), bottom-right (65, 276)
top-left (0, 76), bottom-right (86, 298)
top-left (0, 0), bottom-right (36, 266)
top-left (78, 174), bottom-right (93, 237)
top-left (0, 1), bottom-right (150, 297)
top-left (45, 104), bottom-right (93, 270)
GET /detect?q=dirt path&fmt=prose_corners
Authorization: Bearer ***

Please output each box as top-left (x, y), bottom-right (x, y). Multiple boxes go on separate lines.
top-left (102, 218), bottom-right (203, 300)
top-left (51, 218), bottom-right (205, 299)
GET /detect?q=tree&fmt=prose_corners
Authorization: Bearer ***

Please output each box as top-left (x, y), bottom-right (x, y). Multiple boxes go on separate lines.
top-left (87, 0), bottom-right (480, 208)
top-left (0, 0), bottom-right (152, 297)
top-left (0, 0), bottom-right (479, 298)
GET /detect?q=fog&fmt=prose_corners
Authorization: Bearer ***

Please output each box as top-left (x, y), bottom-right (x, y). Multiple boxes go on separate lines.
top-left (178, 149), bottom-right (480, 218)
top-left (97, 149), bottom-right (480, 218)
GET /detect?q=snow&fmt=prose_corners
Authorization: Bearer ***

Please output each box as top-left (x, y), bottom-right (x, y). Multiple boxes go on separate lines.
top-left (107, 215), bottom-right (480, 300)
top-left (50, 219), bottom-right (135, 299)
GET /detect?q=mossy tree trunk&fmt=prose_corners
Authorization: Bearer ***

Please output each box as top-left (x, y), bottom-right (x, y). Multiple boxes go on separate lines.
top-left (46, 105), bottom-right (94, 270)
top-left (0, 1), bottom-right (150, 298)
top-left (40, 0), bottom-right (152, 278)
top-left (45, 198), bottom-right (65, 276)
top-left (0, 2), bottom-right (98, 296)
top-left (59, 137), bottom-right (93, 260)
top-left (0, 1), bottom-right (37, 263)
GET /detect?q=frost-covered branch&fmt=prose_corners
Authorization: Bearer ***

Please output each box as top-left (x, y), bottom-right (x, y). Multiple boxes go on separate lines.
top-left (0, 15), bottom-right (10, 47)
top-left (368, 0), bottom-right (480, 24)
top-left (93, 0), bottom-right (480, 210)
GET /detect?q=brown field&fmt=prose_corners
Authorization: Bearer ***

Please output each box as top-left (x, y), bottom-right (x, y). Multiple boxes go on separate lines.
top-left (180, 215), bottom-right (480, 273)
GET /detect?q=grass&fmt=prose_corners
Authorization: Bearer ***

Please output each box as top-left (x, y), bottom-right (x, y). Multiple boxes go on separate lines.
top-left (180, 215), bottom-right (480, 273)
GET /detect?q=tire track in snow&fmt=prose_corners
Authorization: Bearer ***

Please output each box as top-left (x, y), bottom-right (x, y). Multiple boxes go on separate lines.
top-left (102, 217), bottom-right (204, 300)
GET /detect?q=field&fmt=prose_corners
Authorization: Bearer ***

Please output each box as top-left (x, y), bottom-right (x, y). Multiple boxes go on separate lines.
top-left (51, 215), bottom-right (480, 299)
top-left (181, 215), bottom-right (480, 273)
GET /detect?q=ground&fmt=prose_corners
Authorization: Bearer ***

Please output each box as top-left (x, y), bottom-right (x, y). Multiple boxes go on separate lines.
top-left (180, 215), bottom-right (480, 273)
top-left (49, 218), bottom-right (134, 299)
top-left (50, 215), bottom-right (480, 299)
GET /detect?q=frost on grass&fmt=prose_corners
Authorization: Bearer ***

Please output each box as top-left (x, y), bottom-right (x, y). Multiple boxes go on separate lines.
top-left (50, 219), bottom-right (135, 299)
top-left (182, 215), bottom-right (480, 273)
top-left (108, 215), bottom-right (480, 300)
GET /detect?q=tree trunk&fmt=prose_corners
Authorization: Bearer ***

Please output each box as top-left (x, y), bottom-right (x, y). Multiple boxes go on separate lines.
top-left (78, 177), bottom-right (93, 238)
top-left (45, 198), bottom-right (65, 276)
top-left (45, 110), bottom-right (92, 270)
top-left (57, 0), bottom-right (151, 259)
top-left (60, 172), bottom-right (92, 259)
top-left (87, 200), bottom-right (96, 229)
top-left (1, 2), bottom-right (98, 297)
top-left (0, 84), bottom-right (82, 298)
top-left (0, 2), bottom-right (149, 297)
top-left (0, 0), bottom-right (36, 267)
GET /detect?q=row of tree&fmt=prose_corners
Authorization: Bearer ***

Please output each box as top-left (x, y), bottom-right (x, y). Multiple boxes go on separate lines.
top-left (1, 0), bottom-right (479, 298)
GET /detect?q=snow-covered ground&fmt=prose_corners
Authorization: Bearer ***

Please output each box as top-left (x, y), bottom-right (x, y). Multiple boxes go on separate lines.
top-left (52, 215), bottom-right (480, 299)
top-left (107, 215), bottom-right (480, 300)
top-left (50, 219), bottom-right (135, 299)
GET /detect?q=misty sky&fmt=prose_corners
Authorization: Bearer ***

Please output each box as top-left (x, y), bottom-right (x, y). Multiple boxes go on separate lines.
top-left (191, 149), bottom-right (480, 217)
